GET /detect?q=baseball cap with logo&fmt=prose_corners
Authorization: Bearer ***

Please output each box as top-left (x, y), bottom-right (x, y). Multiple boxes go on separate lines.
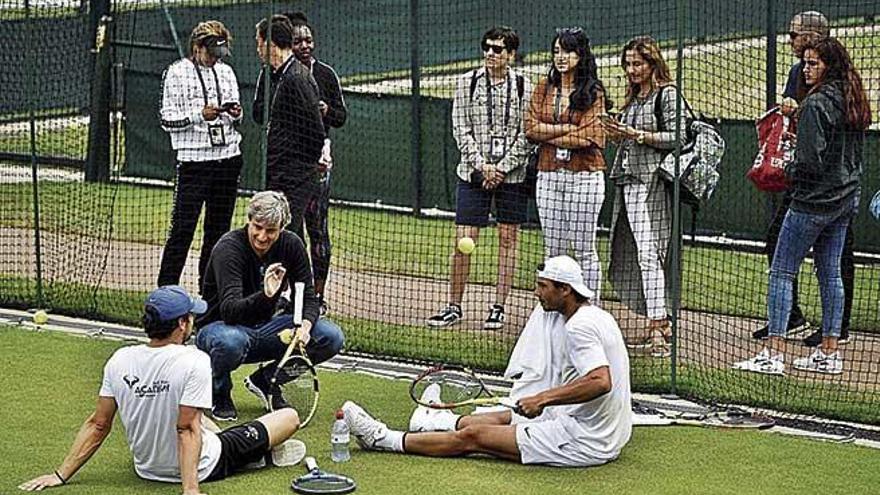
top-left (536, 255), bottom-right (594, 299)
top-left (145, 285), bottom-right (207, 322)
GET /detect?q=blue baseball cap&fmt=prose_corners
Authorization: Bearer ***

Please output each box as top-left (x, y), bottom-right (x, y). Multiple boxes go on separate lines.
top-left (145, 285), bottom-right (207, 322)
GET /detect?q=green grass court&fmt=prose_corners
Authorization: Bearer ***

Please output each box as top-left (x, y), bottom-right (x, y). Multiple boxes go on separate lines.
top-left (2, 328), bottom-right (879, 495)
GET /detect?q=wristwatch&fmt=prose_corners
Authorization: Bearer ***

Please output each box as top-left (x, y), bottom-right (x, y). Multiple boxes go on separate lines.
top-left (636, 131), bottom-right (646, 145)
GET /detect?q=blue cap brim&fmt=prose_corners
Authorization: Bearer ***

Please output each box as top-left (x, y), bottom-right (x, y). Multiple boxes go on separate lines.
top-left (191, 298), bottom-right (208, 315)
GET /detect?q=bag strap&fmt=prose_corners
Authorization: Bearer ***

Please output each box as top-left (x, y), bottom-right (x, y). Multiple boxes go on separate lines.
top-left (654, 85), bottom-right (696, 133)
top-left (470, 70), bottom-right (525, 103)
top-left (469, 70), bottom-right (479, 100)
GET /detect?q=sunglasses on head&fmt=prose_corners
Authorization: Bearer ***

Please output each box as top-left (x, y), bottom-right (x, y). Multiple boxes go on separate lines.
top-left (482, 42), bottom-right (507, 54)
top-left (788, 31), bottom-right (801, 39)
top-left (556, 27), bottom-right (584, 36)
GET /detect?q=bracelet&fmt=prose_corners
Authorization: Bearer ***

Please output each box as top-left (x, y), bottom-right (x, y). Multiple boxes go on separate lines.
top-left (54, 470), bottom-right (67, 485)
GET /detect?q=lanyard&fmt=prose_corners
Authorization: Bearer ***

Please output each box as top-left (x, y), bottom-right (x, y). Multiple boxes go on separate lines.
top-left (485, 71), bottom-right (512, 131)
top-left (552, 85), bottom-right (564, 123)
top-left (191, 59), bottom-right (221, 107)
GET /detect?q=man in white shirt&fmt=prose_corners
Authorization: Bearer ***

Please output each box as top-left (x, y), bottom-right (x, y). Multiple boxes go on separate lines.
top-left (19, 286), bottom-right (302, 494)
top-left (343, 255), bottom-right (632, 467)
top-left (158, 20), bottom-right (245, 292)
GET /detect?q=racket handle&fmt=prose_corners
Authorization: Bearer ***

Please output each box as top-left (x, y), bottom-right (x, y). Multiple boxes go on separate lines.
top-left (293, 282), bottom-right (305, 326)
top-left (304, 456), bottom-right (318, 472)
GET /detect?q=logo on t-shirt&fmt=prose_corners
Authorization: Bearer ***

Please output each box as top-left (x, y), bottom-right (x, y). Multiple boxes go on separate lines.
top-left (125, 378), bottom-right (171, 398)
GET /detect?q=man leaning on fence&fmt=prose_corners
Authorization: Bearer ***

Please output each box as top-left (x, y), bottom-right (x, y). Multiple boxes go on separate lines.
top-left (426, 26), bottom-right (532, 330)
top-left (157, 21), bottom-right (244, 292)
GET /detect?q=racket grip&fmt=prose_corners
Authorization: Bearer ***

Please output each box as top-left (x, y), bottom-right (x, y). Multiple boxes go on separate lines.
top-left (304, 456), bottom-right (318, 472)
top-left (293, 282), bottom-right (305, 326)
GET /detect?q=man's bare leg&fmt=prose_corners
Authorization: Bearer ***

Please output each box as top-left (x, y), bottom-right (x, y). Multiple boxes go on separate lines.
top-left (458, 410), bottom-right (511, 428)
top-left (403, 424), bottom-right (521, 461)
top-left (256, 408), bottom-right (300, 447)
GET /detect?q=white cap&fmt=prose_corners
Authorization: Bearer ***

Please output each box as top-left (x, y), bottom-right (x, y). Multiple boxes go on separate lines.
top-left (536, 256), bottom-right (594, 299)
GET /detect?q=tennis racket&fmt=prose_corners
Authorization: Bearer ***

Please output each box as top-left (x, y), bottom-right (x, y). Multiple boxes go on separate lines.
top-left (409, 364), bottom-right (522, 413)
top-left (291, 456), bottom-right (356, 495)
top-left (633, 403), bottom-right (775, 429)
top-left (269, 282), bottom-right (319, 427)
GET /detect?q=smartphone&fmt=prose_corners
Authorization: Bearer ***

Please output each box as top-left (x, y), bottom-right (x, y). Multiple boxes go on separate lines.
top-left (220, 101), bottom-right (239, 112)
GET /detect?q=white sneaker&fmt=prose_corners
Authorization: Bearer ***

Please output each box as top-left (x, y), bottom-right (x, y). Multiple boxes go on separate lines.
top-left (271, 438), bottom-right (307, 466)
top-left (409, 384), bottom-right (457, 432)
top-left (793, 349), bottom-right (843, 375)
top-left (342, 401), bottom-right (390, 450)
top-left (731, 348), bottom-right (785, 375)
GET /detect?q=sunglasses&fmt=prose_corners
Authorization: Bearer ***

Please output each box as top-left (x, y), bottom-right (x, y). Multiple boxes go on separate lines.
top-left (482, 43), bottom-right (507, 54)
top-left (556, 27), bottom-right (584, 36)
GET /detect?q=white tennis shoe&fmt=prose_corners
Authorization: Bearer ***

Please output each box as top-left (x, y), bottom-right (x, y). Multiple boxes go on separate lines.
top-left (342, 401), bottom-right (391, 450)
top-left (793, 349), bottom-right (843, 375)
top-left (271, 438), bottom-right (307, 466)
top-left (731, 348), bottom-right (785, 376)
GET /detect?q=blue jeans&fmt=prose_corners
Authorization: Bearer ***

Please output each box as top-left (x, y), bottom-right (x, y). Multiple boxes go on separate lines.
top-left (768, 198), bottom-right (857, 339)
top-left (195, 314), bottom-right (344, 398)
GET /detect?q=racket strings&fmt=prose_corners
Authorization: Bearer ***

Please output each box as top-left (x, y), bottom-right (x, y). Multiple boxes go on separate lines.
top-left (415, 372), bottom-right (485, 404)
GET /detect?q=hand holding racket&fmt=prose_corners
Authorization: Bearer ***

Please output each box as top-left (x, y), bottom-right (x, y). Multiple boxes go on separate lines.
top-left (291, 456), bottom-right (356, 494)
top-left (409, 364), bottom-right (523, 415)
top-left (271, 283), bottom-right (319, 427)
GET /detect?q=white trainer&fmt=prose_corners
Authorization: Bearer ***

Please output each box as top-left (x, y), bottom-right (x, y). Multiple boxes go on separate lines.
top-left (793, 349), bottom-right (843, 375)
top-left (342, 401), bottom-right (390, 450)
top-left (731, 348), bottom-right (785, 376)
top-left (409, 384), bottom-right (458, 432)
top-left (271, 438), bottom-right (307, 467)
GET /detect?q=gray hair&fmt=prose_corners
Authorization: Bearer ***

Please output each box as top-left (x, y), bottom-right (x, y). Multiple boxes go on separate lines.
top-left (791, 11), bottom-right (830, 37)
top-left (247, 191), bottom-right (291, 228)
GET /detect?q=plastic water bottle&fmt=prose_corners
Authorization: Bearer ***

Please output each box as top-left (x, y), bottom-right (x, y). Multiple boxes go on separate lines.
top-left (330, 409), bottom-right (350, 462)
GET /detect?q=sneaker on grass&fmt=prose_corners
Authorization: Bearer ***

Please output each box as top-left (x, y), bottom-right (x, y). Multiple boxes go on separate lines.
top-left (793, 349), bottom-right (843, 375)
top-left (731, 348), bottom-right (785, 376)
top-left (426, 304), bottom-right (462, 328)
top-left (211, 394), bottom-right (238, 422)
top-left (409, 383), bottom-right (458, 432)
top-left (342, 401), bottom-right (395, 451)
top-left (244, 367), bottom-right (291, 412)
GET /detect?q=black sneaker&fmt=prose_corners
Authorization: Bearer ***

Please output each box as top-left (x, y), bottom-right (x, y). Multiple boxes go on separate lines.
top-left (245, 367), bottom-right (292, 411)
top-left (803, 328), bottom-right (850, 347)
top-left (426, 304), bottom-right (462, 328)
top-left (484, 304), bottom-right (505, 330)
top-left (751, 316), bottom-right (810, 340)
top-left (212, 394), bottom-right (238, 422)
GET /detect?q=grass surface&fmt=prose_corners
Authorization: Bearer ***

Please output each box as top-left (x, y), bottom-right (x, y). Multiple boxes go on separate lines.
top-left (2, 327), bottom-right (878, 495)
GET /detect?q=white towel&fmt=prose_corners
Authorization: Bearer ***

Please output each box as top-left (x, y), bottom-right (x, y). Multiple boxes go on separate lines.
top-left (504, 304), bottom-right (564, 401)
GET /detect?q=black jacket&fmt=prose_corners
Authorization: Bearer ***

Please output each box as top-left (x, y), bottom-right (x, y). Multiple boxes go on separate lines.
top-left (262, 56), bottom-right (325, 187)
top-left (197, 227), bottom-right (320, 329)
top-left (253, 58), bottom-right (346, 132)
top-left (789, 82), bottom-right (862, 214)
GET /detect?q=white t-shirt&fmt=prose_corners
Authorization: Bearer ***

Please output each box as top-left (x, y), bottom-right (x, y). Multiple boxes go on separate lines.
top-left (544, 304), bottom-right (632, 459)
top-left (99, 344), bottom-right (221, 482)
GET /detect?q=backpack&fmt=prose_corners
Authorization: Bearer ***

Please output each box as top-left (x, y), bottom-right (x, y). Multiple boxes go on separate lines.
top-left (653, 86), bottom-right (726, 207)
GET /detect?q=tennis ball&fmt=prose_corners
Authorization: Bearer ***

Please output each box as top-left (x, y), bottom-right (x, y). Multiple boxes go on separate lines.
top-left (33, 310), bottom-right (48, 325)
top-left (457, 236), bottom-right (476, 255)
top-left (279, 328), bottom-right (293, 345)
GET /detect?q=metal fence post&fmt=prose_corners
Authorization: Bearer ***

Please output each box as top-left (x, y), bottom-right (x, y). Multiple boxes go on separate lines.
top-left (765, 0), bottom-right (777, 110)
top-left (25, 0), bottom-right (44, 307)
top-left (85, 12), bottom-right (113, 183)
top-left (409, 0), bottom-right (423, 216)
top-left (669, 0), bottom-right (687, 396)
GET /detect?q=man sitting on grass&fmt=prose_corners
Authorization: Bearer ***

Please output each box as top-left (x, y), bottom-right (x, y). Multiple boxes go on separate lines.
top-left (342, 255), bottom-right (632, 467)
top-left (19, 286), bottom-right (304, 494)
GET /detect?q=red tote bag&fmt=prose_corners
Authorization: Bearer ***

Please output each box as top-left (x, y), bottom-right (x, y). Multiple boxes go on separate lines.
top-left (747, 107), bottom-right (794, 193)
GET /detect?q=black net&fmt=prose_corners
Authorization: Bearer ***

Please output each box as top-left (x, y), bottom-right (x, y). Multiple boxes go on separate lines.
top-left (2, 0), bottom-right (880, 426)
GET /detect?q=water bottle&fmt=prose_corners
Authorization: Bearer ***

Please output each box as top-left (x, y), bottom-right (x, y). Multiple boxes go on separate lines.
top-left (330, 409), bottom-right (350, 462)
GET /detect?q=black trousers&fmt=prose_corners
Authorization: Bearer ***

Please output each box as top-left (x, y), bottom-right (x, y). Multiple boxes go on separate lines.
top-left (158, 155), bottom-right (243, 291)
top-left (765, 192), bottom-right (855, 329)
top-left (267, 165), bottom-right (320, 243)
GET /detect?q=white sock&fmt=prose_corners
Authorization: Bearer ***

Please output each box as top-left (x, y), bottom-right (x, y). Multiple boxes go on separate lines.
top-left (374, 429), bottom-right (405, 452)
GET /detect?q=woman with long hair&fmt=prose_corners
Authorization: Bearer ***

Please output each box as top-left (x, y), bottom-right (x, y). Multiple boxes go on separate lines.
top-left (734, 36), bottom-right (871, 375)
top-left (525, 28), bottom-right (609, 301)
top-left (601, 36), bottom-right (686, 357)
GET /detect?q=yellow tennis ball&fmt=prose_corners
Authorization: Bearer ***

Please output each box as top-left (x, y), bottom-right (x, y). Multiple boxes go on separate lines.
top-left (279, 328), bottom-right (293, 345)
top-left (457, 236), bottom-right (475, 255)
top-left (33, 310), bottom-right (48, 325)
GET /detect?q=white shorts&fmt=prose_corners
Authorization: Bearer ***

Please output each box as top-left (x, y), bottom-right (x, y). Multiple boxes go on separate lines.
top-left (515, 414), bottom-right (617, 467)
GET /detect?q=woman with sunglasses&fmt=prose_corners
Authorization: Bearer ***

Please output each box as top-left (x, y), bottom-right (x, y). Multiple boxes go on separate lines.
top-left (600, 36), bottom-right (686, 357)
top-left (734, 37), bottom-right (871, 376)
top-left (525, 28), bottom-right (609, 303)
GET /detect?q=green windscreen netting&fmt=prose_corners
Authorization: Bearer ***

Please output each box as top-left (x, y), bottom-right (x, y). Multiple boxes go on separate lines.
top-left (2, 0), bottom-right (879, 424)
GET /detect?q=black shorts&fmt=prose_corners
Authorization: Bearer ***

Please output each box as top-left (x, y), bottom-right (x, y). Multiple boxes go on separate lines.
top-left (204, 420), bottom-right (271, 482)
top-left (455, 179), bottom-right (528, 227)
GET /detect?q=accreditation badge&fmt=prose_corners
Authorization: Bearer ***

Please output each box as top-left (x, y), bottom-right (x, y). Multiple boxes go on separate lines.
top-left (555, 147), bottom-right (571, 162)
top-left (489, 135), bottom-right (506, 161)
top-left (208, 123), bottom-right (227, 147)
